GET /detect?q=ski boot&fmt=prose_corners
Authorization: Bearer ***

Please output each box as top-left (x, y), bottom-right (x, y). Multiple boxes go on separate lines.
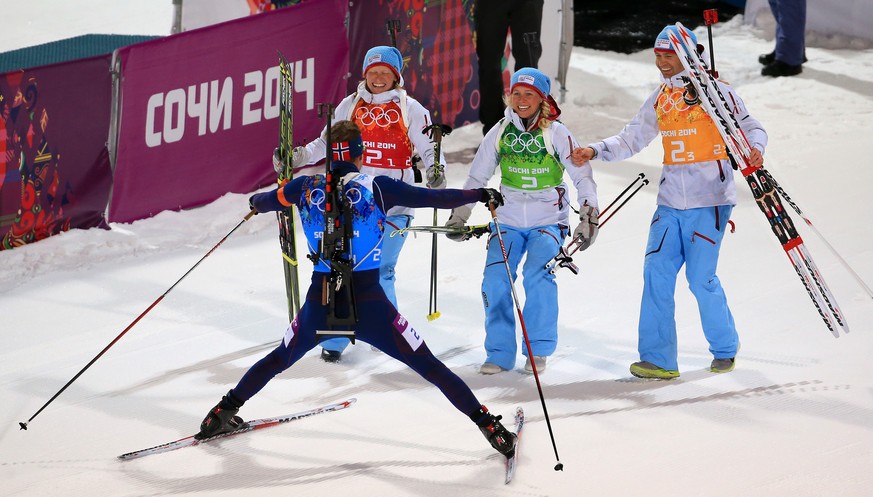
top-left (196, 390), bottom-right (245, 440)
top-left (472, 406), bottom-right (517, 458)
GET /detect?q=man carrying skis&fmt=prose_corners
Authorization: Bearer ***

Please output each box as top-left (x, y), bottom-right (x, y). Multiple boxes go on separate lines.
top-left (197, 120), bottom-right (517, 459)
top-left (572, 25), bottom-right (768, 379)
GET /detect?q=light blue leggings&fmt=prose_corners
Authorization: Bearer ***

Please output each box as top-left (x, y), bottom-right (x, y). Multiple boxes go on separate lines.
top-left (481, 224), bottom-right (563, 370)
top-left (638, 205), bottom-right (739, 371)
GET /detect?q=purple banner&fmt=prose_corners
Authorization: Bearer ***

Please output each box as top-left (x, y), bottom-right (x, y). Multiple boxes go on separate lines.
top-left (349, 0), bottom-right (480, 130)
top-left (110, 1), bottom-right (349, 223)
top-left (1, 56), bottom-right (113, 250)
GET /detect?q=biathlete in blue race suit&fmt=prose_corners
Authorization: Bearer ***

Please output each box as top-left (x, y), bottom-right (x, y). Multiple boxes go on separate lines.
top-left (274, 46), bottom-right (447, 362)
top-left (196, 120), bottom-right (518, 459)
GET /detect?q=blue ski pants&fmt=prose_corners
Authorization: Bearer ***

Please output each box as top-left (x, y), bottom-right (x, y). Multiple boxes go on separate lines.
top-left (481, 224), bottom-right (563, 370)
top-left (638, 205), bottom-right (739, 371)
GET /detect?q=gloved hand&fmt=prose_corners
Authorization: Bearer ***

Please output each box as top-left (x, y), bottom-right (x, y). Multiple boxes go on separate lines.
top-left (272, 146), bottom-right (309, 174)
top-left (426, 166), bottom-right (447, 189)
top-left (248, 191), bottom-right (282, 214)
top-left (681, 76), bottom-right (700, 105)
top-left (248, 193), bottom-right (264, 214)
top-left (478, 188), bottom-right (504, 208)
top-left (573, 204), bottom-right (599, 251)
top-left (445, 205), bottom-right (472, 242)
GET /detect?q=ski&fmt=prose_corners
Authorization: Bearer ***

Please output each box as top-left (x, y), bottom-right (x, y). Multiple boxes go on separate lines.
top-left (276, 51), bottom-right (301, 322)
top-left (504, 407), bottom-right (524, 484)
top-left (117, 398), bottom-right (356, 461)
top-left (667, 23), bottom-right (848, 337)
top-left (390, 223), bottom-right (491, 241)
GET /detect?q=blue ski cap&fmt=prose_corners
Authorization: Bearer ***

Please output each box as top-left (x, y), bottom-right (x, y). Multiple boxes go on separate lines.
top-left (654, 25), bottom-right (697, 53)
top-left (510, 67), bottom-right (551, 100)
top-left (362, 46), bottom-right (404, 85)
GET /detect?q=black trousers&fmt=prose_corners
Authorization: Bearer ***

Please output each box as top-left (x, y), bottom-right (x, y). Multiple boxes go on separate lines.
top-left (475, 0), bottom-right (544, 133)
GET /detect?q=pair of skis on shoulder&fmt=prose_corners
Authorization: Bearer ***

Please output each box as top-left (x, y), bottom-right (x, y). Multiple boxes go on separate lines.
top-left (667, 22), bottom-right (849, 337)
top-left (118, 400), bottom-right (525, 485)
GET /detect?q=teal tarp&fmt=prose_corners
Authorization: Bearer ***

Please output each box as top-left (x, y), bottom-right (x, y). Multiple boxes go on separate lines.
top-left (0, 34), bottom-right (159, 72)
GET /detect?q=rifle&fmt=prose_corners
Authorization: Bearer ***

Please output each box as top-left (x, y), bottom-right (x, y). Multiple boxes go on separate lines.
top-left (310, 104), bottom-right (358, 340)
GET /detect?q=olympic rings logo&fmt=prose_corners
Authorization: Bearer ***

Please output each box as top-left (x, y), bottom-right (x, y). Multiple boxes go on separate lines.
top-left (502, 131), bottom-right (546, 154)
top-left (307, 186), bottom-right (365, 213)
top-left (354, 106), bottom-right (401, 127)
top-left (656, 88), bottom-right (691, 114)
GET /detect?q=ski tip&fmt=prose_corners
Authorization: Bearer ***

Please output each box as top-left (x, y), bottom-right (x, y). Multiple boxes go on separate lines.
top-left (554, 462), bottom-right (564, 471)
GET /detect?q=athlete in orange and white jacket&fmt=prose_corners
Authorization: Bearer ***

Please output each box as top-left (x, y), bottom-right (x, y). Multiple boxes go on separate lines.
top-left (572, 25), bottom-right (767, 380)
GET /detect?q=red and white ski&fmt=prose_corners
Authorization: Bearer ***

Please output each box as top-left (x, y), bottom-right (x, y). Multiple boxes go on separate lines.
top-left (118, 398), bottom-right (356, 461)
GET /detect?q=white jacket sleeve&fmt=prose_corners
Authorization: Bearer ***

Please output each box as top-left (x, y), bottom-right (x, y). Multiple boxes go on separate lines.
top-left (719, 81), bottom-right (768, 155)
top-left (462, 123), bottom-right (501, 190)
top-left (406, 98), bottom-right (447, 170)
top-left (589, 89), bottom-right (661, 162)
top-left (553, 123), bottom-right (598, 209)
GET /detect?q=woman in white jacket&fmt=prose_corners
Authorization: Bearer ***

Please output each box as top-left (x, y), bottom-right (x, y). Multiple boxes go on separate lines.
top-left (447, 67), bottom-right (599, 375)
top-left (281, 46), bottom-right (445, 362)
top-left (573, 26), bottom-right (768, 379)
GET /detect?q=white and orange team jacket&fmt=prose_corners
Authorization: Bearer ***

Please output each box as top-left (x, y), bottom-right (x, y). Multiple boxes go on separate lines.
top-left (586, 71), bottom-right (768, 210)
top-left (301, 81), bottom-right (444, 218)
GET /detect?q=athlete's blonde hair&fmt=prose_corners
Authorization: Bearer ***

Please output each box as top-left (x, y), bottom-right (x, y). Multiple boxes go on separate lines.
top-left (503, 94), bottom-right (553, 130)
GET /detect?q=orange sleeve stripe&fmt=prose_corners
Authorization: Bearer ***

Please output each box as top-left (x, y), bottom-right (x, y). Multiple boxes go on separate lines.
top-left (277, 187), bottom-right (293, 207)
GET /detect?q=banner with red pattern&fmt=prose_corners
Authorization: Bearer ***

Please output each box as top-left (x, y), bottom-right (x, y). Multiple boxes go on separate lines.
top-left (348, 0), bottom-right (481, 129)
top-left (0, 57), bottom-right (113, 250)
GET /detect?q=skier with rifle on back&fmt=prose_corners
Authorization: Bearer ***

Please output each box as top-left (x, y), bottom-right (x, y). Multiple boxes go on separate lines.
top-left (197, 120), bottom-right (517, 459)
top-left (274, 45), bottom-right (447, 362)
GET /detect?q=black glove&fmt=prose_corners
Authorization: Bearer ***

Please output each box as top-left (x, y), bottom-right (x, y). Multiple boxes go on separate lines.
top-left (248, 194), bottom-right (259, 214)
top-left (478, 188), bottom-right (504, 208)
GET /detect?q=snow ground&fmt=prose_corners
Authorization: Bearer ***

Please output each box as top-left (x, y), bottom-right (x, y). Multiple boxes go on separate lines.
top-left (2, 4), bottom-right (873, 496)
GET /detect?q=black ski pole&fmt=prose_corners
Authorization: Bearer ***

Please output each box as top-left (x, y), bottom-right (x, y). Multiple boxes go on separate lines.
top-left (19, 208), bottom-right (258, 430)
top-left (423, 123), bottom-right (452, 321)
top-left (488, 203), bottom-right (564, 471)
top-left (548, 174), bottom-right (649, 274)
top-left (597, 173), bottom-right (645, 221)
top-left (703, 9), bottom-right (719, 77)
top-left (599, 177), bottom-right (649, 228)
